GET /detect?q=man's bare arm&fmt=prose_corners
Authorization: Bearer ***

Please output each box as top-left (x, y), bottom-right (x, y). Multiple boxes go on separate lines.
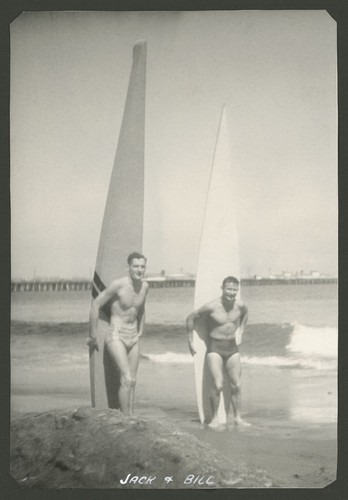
top-left (137, 285), bottom-right (148, 337)
top-left (186, 302), bottom-right (214, 355)
top-left (137, 306), bottom-right (146, 337)
top-left (236, 303), bottom-right (248, 345)
top-left (88, 280), bottom-right (121, 349)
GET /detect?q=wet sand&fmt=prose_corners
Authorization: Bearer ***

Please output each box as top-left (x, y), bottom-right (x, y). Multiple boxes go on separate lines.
top-left (136, 362), bottom-right (337, 488)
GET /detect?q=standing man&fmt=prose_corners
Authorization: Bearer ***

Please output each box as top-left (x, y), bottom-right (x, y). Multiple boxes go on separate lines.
top-left (88, 252), bottom-right (149, 416)
top-left (186, 276), bottom-right (250, 427)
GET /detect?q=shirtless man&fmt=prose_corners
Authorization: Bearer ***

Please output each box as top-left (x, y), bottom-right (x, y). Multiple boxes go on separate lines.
top-left (186, 276), bottom-right (250, 427)
top-left (88, 252), bottom-right (149, 416)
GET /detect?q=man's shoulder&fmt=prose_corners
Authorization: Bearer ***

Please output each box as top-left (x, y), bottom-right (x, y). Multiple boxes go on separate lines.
top-left (194, 298), bottom-right (217, 314)
top-left (236, 299), bottom-right (247, 310)
top-left (207, 298), bottom-right (220, 310)
top-left (109, 276), bottom-right (128, 289)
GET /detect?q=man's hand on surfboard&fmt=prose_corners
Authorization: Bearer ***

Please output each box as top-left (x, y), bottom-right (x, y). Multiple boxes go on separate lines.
top-left (87, 336), bottom-right (99, 352)
top-left (188, 341), bottom-right (196, 356)
top-left (235, 328), bottom-right (242, 346)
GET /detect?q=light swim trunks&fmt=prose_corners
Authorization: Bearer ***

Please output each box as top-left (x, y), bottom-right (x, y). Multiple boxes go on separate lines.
top-left (105, 324), bottom-right (139, 349)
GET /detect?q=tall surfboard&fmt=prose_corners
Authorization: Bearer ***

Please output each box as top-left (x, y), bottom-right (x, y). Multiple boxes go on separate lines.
top-left (193, 104), bottom-right (241, 425)
top-left (89, 41), bottom-right (146, 409)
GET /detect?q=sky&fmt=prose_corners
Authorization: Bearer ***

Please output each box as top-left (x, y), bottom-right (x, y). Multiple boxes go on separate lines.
top-left (10, 10), bottom-right (338, 279)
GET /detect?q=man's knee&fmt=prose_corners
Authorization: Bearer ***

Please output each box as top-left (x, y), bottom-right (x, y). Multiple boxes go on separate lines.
top-left (120, 374), bottom-right (136, 388)
top-left (213, 379), bottom-right (224, 393)
top-left (230, 381), bottom-right (241, 394)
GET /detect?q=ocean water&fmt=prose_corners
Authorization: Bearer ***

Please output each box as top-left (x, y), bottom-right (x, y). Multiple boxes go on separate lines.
top-left (11, 284), bottom-right (338, 372)
top-left (142, 323), bottom-right (337, 372)
top-left (11, 283), bottom-right (337, 326)
top-left (11, 284), bottom-right (338, 426)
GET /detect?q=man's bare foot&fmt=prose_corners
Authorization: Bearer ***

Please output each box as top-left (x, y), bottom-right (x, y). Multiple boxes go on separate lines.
top-left (208, 418), bottom-right (219, 429)
top-left (234, 417), bottom-right (251, 427)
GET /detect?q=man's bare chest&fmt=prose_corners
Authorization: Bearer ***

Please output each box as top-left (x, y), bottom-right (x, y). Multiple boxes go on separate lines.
top-left (210, 305), bottom-right (241, 325)
top-left (116, 287), bottom-right (146, 310)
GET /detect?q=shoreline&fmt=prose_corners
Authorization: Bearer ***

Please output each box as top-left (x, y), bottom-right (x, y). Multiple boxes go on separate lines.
top-left (10, 320), bottom-right (337, 488)
top-left (11, 362), bottom-right (337, 489)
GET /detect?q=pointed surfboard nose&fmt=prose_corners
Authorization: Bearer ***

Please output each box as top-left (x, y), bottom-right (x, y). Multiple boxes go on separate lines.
top-left (133, 40), bottom-right (147, 58)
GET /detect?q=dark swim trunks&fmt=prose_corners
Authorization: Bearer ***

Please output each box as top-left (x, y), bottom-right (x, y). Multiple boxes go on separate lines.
top-left (207, 338), bottom-right (239, 360)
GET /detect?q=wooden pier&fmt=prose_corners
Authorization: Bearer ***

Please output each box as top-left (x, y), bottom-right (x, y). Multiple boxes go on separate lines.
top-left (10, 278), bottom-right (195, 292)
top-left (240, 277), bottom-right (337, 286)
top-left (11, 280), bottom-right (92, 292)
top-left (11, 276), bottom-right (337, 292)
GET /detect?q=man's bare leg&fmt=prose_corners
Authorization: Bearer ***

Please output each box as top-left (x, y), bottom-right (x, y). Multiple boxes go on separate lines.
top-left (226, 353), bottom-right (251, 426)
top-left (106, 340), bottom-right (132, 415)
top-left (206, 352), bottom-right (224, 427)
top-left (127, 342), bottom-right (139, 416)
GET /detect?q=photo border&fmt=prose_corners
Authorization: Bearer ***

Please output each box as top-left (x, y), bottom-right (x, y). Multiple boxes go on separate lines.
top-left (2, 1), bottom-right (347, 499)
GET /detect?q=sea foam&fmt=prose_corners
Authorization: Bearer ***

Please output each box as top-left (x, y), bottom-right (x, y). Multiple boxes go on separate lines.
top-left (142, 352), bottom-right (193, 364)
top-left (142, 324), bottom-right (338, 371)
top-left (243, 323), bottom-right (338, 370)
top-left (242, 355), bottom-right (336, 371)
top-left (286, 323), bottom-right (337, 358)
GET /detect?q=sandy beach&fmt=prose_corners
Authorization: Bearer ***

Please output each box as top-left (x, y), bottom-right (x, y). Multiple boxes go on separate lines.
top-left (11, 320), bottom-right (337, 488)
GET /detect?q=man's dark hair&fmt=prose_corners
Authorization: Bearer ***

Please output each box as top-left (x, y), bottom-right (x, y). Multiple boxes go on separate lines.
top-left (127, 252), bottom-right (147, 265)
top-left (222, 276), bottom-right (240, 287)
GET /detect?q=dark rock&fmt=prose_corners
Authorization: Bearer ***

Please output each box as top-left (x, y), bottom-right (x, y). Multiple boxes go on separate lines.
top-left (11, 407), bottom-right (277, 488)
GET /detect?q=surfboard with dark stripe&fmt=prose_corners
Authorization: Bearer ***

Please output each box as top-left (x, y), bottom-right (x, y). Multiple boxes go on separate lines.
top-left (89, 41), bottom-right (146, 409)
